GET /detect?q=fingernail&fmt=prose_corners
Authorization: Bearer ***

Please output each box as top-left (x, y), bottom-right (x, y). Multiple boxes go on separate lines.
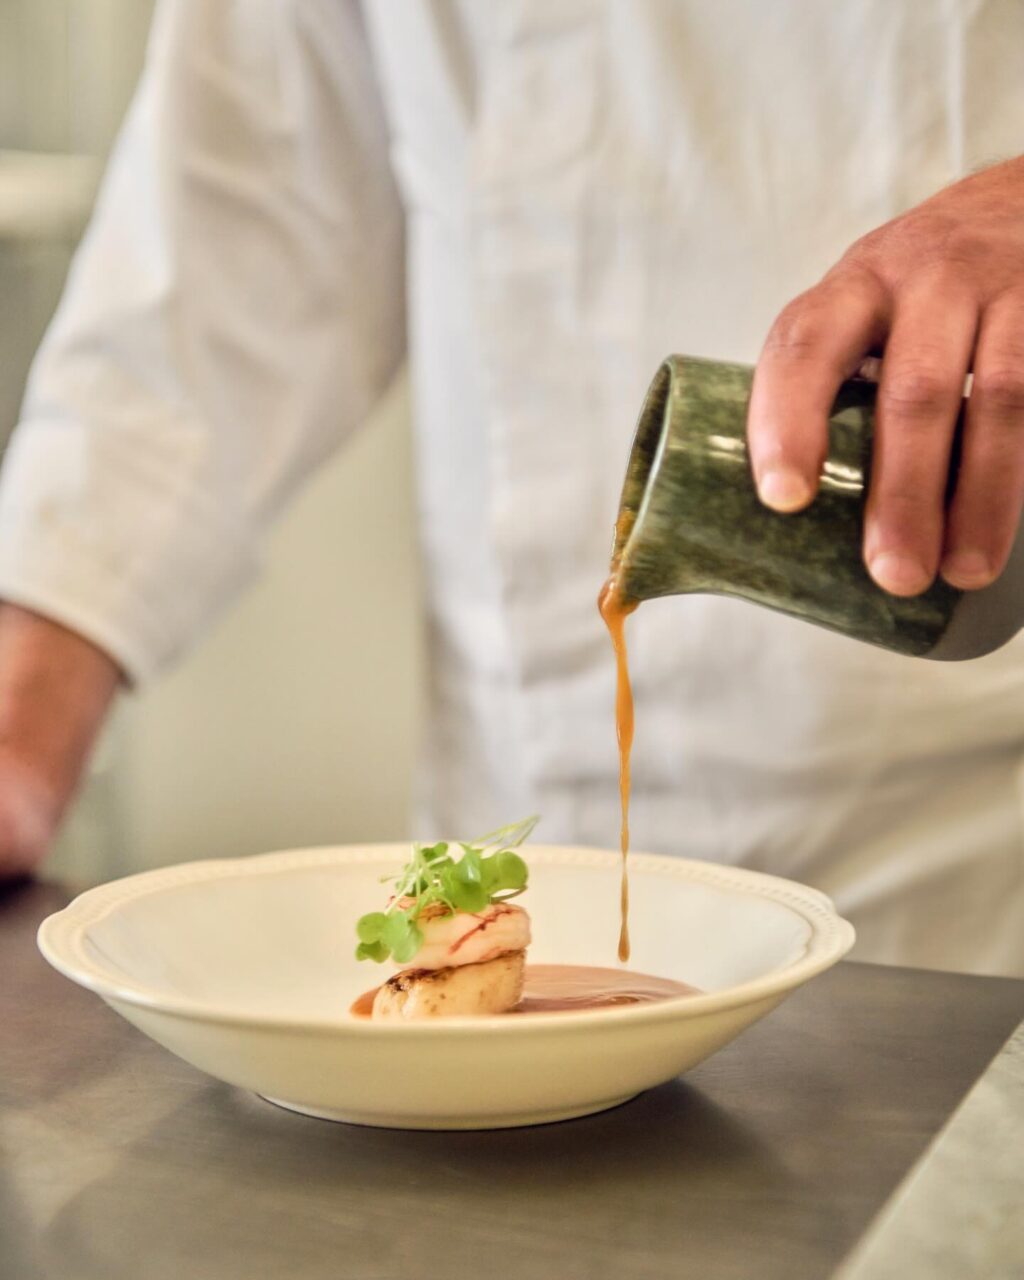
top-left (758, 467), bottom-right (813, 513)
top-left (942, 551), bottom-right (993, 589)
top-left (869, 551), bottom-right (932, 596)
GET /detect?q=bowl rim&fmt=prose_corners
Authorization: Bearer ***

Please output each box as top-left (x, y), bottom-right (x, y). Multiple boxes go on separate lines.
top-left (37, 844), bottom-right (855, 1035)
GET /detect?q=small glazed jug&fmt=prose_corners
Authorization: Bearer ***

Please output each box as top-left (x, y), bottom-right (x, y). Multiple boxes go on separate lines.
top-left (610, 355), bottom-right (1024, 659)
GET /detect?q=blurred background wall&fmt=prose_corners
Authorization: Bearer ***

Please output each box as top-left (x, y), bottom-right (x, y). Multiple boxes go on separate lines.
top-left (0, 1), bottom-right (424, 884)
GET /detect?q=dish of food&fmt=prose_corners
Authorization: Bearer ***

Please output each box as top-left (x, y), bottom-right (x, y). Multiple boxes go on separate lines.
top-left (37, 843), bottom-right (854, 1129)
top-left (350, 818), bottom-right (699, 1020)
top-left (351, 817), bottom-right (535, 1018)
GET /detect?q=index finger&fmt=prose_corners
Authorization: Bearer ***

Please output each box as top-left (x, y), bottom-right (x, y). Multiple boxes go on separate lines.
top-left (748, 271), bottom-right (889, 511)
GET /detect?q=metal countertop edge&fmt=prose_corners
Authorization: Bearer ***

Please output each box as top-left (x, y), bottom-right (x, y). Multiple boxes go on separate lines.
top-left (834, 1014), bottom-right (1024, 1280)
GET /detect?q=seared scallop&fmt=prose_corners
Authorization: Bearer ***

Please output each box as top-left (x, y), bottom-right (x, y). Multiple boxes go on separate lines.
top-left (393, 900), bottom-right (531, 970)
top-left (372, 950), bottom-right (526, 1019)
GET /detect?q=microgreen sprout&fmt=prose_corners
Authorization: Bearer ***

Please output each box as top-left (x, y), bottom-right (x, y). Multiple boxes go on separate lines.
top-left (355, 816), bottom-right (538, 964)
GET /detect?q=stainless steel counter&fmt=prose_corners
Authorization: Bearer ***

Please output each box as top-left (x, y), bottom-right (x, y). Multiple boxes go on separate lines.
top-left (3, 880), bottom-right (1022, 1280)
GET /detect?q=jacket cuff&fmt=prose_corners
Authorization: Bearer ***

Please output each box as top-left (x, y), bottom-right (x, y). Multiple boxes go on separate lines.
top-left (0, 419), bottom-right (259, 683)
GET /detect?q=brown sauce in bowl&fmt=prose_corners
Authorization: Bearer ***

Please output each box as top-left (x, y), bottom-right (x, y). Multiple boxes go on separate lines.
top-left (515, 964), bottom-right (699, 1012)
top-left (350, 963), bottom-right (699, 1018)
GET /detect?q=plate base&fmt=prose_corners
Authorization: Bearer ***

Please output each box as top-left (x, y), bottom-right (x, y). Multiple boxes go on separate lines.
top-left (258, 1091), bottom-right (642, 1130)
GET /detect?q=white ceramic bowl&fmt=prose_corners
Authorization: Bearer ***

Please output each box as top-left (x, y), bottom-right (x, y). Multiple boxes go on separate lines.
top-left (38, 845), bottom-right (854, 1129)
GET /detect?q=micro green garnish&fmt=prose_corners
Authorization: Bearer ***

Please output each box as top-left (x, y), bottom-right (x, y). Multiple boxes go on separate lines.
top-left (355, 815), bottom-right (538, 964)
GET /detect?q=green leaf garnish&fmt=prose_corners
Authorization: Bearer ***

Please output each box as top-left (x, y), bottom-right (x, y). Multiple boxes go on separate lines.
top-left (353, 816), bottom-right (538, 964)
top-left (494, 850), bottom-right (528, 891)
top-left (356, 912), bottom-right (387, 944)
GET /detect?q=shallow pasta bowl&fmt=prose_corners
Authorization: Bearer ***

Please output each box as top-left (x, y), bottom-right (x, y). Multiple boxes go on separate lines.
top-left (38, 845), bottom-right (854, 1129)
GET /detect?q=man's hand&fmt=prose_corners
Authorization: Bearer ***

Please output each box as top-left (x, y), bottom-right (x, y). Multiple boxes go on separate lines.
top-left (748, 156), bottom-right (1024, 597)
top-left (0, 604), bottom-right (122, 879)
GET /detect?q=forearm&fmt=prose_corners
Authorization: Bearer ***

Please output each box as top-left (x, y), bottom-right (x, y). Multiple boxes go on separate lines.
top-left (0, 604), bottom-right (122, 874)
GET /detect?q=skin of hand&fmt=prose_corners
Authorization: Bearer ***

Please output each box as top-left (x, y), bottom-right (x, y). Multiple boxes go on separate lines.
top-left (748, 155), bottom-right (1024, 597)
top-left (0, 604), bottom-right (122, 879)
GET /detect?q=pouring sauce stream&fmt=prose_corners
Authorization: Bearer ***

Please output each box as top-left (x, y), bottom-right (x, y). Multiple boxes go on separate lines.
top-left (598, 577), bottom-right (639, 962)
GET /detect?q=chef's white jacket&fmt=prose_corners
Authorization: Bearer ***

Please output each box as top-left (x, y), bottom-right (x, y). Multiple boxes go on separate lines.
top-left (2, 0), bottom-right (1023, 975)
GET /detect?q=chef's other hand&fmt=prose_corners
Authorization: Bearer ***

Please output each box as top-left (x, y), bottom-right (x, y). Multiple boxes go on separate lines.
top-left (748, 156), bottom-right (1024, 597)
top-left (0, 605), bottom-right (121, 880)
top-left (0, 746), bottom-right (62, 879)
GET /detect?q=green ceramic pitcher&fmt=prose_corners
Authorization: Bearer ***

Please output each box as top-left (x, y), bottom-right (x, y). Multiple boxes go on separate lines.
top-left (609, 355), bottom-right (1024, 659)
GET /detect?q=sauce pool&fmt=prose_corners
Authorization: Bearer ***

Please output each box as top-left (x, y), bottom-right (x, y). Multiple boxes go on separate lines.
top-left (515, 964), bottom-right (699, 1013)
top-left (350, 963), bottom-right (699, 1018)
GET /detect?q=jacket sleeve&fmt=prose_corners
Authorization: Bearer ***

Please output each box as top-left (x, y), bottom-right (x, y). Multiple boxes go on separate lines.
top-left (0, 0), bottom-right (405, 681)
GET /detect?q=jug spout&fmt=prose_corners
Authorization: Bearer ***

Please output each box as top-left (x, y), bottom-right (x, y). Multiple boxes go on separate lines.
top-left (609, 355), bottom-right (1024, 660)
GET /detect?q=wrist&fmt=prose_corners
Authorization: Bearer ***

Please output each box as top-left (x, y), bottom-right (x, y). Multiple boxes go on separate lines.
top-left (0, 603), bottom-right (122, 818)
